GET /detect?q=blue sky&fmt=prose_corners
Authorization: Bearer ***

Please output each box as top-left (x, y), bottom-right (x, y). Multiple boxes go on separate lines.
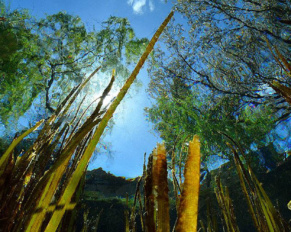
top-left (6, 0), bottom-right (173, 38)
top-left (4, 0), bottom-right (173, 178)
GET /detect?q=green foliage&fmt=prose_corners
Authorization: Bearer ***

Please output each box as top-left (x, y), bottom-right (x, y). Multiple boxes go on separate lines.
top-left (0, 8), bottom-right (40, 123)
top-left (146, 79), bottom-right (276, 162)
top-left (0, 4), bottom-right (149, 126)
top-left (147, 1), bottom-right (291, 146)
top-left (146, 0), bottom-right (291, 166)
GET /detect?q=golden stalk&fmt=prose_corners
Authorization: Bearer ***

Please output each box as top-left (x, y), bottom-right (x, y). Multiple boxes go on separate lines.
top-left (176, 135), bottom-right (201, 232)
top-left (0, 119), bottom-right (44, 177)
top-left (155, 144), bottom-right (170, 232)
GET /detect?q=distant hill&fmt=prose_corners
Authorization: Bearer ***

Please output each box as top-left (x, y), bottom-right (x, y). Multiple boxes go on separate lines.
top-left (78, 156), bottom-right (291, 232)
top-left (85, 168), bottom-right (140, 199)
top-left (84, 167), bottom-right (175, 200)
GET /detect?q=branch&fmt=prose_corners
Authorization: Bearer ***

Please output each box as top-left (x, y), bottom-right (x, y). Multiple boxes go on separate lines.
top-left (45, 66), bottom-right (56, 113)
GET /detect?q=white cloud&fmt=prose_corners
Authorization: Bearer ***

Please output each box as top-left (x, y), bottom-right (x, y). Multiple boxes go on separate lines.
top-left (127, 0), bottom-right (154, 14)
top-left (133, 0), bottom-right (146, 14)
top-left (149, 0), bottom-right (155, 11)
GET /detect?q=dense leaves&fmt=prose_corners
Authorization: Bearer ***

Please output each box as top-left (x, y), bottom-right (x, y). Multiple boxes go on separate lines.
top-left (0, 8), bottom-right (40, 123)
top-left (146, 78), bottom-right (275, 162)
top-left (146, 0), bottom-right (291, 163)
top-left (0, 5), bottom-right (148, 126)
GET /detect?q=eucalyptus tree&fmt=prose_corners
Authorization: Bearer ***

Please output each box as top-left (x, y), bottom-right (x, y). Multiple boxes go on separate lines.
top-left (0, 7), bottom-right (148, 125)
top-left (146, 0), bottom-right (291, 163)
top-left (149, 0), bottom-right (291, 119)
top-left (146, 75), bottom-right (275, 163)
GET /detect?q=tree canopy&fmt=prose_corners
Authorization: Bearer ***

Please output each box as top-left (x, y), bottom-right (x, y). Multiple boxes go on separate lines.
top-left (173, 0), bottom-right (291, 98)
top-left (146, 0), bottom-right (291, 163)
top-left (150, 0), bottom-right (291, 111)
top-left (0, 5), bottom-right (148, 126)
top-left (146, 76), bottom-right (275, 163)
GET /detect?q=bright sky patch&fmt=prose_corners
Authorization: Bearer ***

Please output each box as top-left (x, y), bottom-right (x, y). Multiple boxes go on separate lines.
top-left (127, 0), bottom-right (155, 14)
